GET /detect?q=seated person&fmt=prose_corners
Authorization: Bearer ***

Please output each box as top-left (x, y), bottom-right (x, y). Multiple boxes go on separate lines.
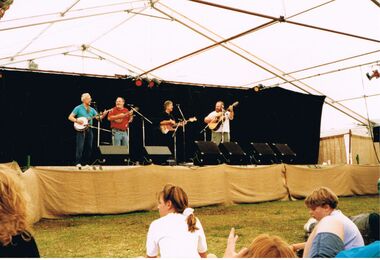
top-left (0, 172), bottom-right (40, 257)
top-left (146, 184), bottom-right (207, 258)
top-left (349, 212), bottom-right (379, 245)
top-left (291, 187), bottom-right (364, 255)
top-left (223, 228), bottom-right (296, 258)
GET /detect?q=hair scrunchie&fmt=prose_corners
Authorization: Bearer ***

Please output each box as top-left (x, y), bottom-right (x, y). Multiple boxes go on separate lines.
top-left (182, 207), bottom-right (194, 217)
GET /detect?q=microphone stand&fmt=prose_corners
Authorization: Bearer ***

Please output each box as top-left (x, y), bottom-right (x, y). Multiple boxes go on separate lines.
top-left (221, 109), bottom-right (225, 144)
top-left (130, 106), bottom-right (152, 147)
top-left (200, 125), bottom-right (208, 141)
top-left (176, 104), bottom-right (187, 163)
top-left (172, 121), bottom-right (181, 164)
top-left (92, 102), bottom-right (101, 147)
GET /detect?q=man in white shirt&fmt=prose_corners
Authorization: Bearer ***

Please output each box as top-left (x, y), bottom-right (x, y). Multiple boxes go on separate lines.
top-left (204, 101), bottom-right (234, 145)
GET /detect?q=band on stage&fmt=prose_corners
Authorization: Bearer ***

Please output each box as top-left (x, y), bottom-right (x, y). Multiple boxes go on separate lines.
top-left (68, 93), bottom-right (236, 166)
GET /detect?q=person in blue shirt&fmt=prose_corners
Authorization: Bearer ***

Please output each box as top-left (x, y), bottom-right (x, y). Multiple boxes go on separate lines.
top-left (68, 93), bottom-right (108, 167)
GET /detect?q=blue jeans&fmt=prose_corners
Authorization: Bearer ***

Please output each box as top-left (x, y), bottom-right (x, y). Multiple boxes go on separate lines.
top-left (75, 129), bottom-right (93, 165)
top-left (112, 129), bottom-right (129, 148)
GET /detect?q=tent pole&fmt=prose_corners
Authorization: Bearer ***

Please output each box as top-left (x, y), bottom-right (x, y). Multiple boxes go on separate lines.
top-left (268, 60), bottom-right (380, 87)
top-left (246, 49), bottom-right (380, 86)
top-left (88, 6), bottom-right (149, 45)
top-left (151, 5), bottom-right (374, 126)
top-left (189, 0), bottom-right (380, 43)
top-left (87, 46), bottom-right (161, 79)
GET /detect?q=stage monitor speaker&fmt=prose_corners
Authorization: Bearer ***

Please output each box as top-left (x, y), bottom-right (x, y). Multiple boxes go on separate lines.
top-left (271, 143), bottom-right (297, 164)
top-left (143, 146), bottom-right (172, 165)
top-left (250, 142), bottom-right (278, 164)
top-left (193, 141), bottom-right (224, 166)
top-left (373, 126), bottom-right (380, 142)
top-left (98, 145), bottom-right (130, 165)
top-left (219, 142), bottom-right (249, 165)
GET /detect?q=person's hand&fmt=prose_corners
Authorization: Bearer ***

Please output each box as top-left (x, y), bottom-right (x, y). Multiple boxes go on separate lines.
top-left (102, 109), bottom-right (109, 115)
top-left (76, 119), bottom-right (84, 125)
top-left (223, 228), bottom-right (248, 258)
top-left (170, 119), bottom-right (176, 125)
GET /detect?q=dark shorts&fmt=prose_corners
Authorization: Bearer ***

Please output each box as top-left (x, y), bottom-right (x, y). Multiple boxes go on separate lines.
top-left (309, 232), bottom-right (344, 258)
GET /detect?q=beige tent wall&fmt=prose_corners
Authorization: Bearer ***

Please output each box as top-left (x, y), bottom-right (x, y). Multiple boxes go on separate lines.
top-left (19, 165), bottom-right (288, 223)
top-left (0, 162), bottom-right (378, 224)
top-left (319, 134), bottom-right (380, 165)
top-left (318, 135), bottom-right (347, 164)
top-left (351, 135), bottom-right (380, 165)
top-left (286, 164), bottom-right (380, 199)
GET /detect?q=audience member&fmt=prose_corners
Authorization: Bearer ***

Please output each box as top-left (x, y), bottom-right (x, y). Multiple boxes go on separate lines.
top-left (223, 228), bottom-right (296, 258)
top-left (0, 172), bottom-right (40, 257)
top-left (291, 187), bottom-right (364, 257)
top-left (146, 184), bottom-right (207, 258)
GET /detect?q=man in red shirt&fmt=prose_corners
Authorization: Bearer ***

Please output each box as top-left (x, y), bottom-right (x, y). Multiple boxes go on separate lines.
top-left (107, 97), bottom-right (133, 146)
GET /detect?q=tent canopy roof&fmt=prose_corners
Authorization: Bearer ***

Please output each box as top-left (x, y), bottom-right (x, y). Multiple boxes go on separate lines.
top-left (1, 0), bottom-right (379, 132)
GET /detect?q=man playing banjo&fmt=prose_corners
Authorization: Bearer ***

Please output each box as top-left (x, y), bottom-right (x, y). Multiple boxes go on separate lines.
top-left (68, 93), bottom-right (108, 167)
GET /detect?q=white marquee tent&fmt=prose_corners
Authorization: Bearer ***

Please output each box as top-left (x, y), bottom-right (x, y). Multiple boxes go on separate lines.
top-left (1, 0), bottom-right (379, 134)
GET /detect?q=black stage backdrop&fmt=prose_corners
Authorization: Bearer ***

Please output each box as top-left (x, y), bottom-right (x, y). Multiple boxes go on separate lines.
top-left (0, 70), bottom-right (325, 166)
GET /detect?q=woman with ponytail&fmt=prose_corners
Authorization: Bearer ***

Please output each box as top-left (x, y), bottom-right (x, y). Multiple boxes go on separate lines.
top-left (146, 184), bottom-right (208, 258)
top-left (0, 172), bottom-right (39, 257)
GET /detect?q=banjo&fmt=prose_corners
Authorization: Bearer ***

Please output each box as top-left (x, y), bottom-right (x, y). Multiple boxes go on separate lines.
top-left (73, 109), bottom-right (112, 131)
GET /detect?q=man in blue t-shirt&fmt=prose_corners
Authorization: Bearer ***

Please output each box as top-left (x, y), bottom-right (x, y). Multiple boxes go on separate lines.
top-left (68, 93), bottom-right (108, 167)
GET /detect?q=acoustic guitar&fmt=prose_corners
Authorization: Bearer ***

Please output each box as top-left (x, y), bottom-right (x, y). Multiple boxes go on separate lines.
top-left (160, 117), bottom-right (197, 134)
top-left (208, 101), bottom-right (239, 131)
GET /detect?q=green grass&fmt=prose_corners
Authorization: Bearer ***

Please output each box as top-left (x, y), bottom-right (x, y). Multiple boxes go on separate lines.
top-left (33, 196), bottom-right (379, 257)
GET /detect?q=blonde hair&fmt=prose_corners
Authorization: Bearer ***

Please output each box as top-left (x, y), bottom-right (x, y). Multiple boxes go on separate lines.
top-left (0, 172), bottom-right (31, 246)
top-left (159, 184), bottom-right (198, 233)
top-left (305, 186), bottom-right (339, 209)
top-left (242, 234), bottom-right (296, 258)
top-left (163, 100), bottom-right (173, 110)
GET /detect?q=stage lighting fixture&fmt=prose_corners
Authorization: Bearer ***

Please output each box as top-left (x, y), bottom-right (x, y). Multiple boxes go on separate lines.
top-left (253, 84), bottom-right (264, 92)
top-left (147, 80), bottom-right (155, 88)
top-left (134, 77), bottom-right (143, 87)
top-left (366, 69), bottom-right (380, 80)
top-left (147, 78), bottom-right (161, 88)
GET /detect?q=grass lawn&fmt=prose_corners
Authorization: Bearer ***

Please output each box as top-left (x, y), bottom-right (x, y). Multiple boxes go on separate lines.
top-left (33, 195), bottom-right (379, 257)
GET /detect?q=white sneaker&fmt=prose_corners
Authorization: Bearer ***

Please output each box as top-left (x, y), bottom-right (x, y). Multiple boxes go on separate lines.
top-left (76, 164), bottom-right (82, 167)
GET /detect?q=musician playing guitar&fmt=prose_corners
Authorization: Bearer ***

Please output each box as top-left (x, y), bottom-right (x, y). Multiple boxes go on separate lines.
top-left (158, 100), bottom-right (179, 156)
top-left (204, 101), bottom-right (234, 145)
top-left (107, 97), bottom-right (134, 147)
top-left (68, 93), bottom-right (109, 167)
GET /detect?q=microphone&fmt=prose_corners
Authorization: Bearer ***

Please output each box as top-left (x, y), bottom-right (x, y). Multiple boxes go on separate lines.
top-left (91, 101), bottom-right (96, 104)
top-left (127, 103), bottom-right (134, 107)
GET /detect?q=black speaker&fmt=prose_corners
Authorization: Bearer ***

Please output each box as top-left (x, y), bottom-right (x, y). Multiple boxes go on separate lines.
top-left (219, 142), bottom-right (249, 165)
top-left (193, 141), bottom-right (224, 166)
top-left (249, 142), bottom-right (278, 164)
top-left (98, 145), bottom-right (131, 165)
top-left (143, 146), bottom-right (173, 165)
top-left (271, 143), bottom-right (297, 164)
top-left (374, 126), bottom-right (380, 142)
